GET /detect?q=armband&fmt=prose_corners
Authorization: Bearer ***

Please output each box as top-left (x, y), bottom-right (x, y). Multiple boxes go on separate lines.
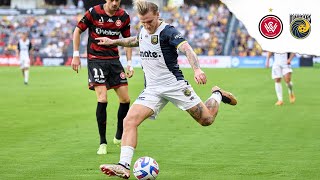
top-left (127, 60), bottom-right (132, 66)
top-left (73, 51), bottom-right (80, 57)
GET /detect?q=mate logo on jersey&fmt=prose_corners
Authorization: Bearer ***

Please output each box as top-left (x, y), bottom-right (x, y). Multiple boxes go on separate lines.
top-left (259, 14), bottom-right (283, 39)
top-left (290, 14), bottom-right (311, 39)
top-left (140, 50), bottom-right (160, 58)
top-left (151, 35), bottom-right (158, 45)
top-left (95, 28), bottom-right (120, 36)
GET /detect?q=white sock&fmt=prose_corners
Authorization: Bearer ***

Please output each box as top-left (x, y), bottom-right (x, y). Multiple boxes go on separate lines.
top-left (286, 81), bottom-right (293, 94)
top-left (24, 70), bottom-right (29, 83)
top-left (210, 92), bottom-right (222, 104)
top-left (275, 82), bottom-right (283, 101)
top-left (119, 146), bottom-right (134, 169)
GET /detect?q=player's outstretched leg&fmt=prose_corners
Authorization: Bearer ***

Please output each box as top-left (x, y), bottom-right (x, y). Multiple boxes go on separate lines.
top-left (100, 164), bottom-right (130, 179)
top-left (212, 86), bottom-right (237, 105)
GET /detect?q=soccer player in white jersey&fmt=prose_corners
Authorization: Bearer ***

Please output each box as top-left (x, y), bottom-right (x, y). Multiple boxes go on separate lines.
top-left (16, 32), bottom-right (33, 85)
top-left (266, 52), bottom-right (296, 105)
top-left (95, 0), bottom-right (237, 178)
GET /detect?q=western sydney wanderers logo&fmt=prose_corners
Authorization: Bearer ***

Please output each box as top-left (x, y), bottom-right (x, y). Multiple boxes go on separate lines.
top-left (259, 15), bottom-right (283, 39)
top-left (115, 19), bottom-right (122, 27)
top-left (120, 72), bottom-right (126, 79)
top-left (290, 14), bottom-right (311, 39)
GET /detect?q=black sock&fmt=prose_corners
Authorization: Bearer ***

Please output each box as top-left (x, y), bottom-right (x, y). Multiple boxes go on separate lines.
top-left (115, 103), bottom-right (130, 140)
top-left (96, 102), bottom-right (107, 144)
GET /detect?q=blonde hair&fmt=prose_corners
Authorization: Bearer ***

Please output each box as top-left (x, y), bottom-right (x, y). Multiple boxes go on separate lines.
top-left (133, 0), bottom-right (159, 15)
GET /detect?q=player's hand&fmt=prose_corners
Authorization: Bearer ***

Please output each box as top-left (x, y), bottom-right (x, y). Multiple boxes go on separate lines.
top-left (71, 56), bottom-right (81, 73)
top-left (126, 65), bottom-right (134, 78)
top-left (194, 69), bottom-right (207, 85)
top-left (265, 61), bottom-right (269, 68)
top-left (287, 59), bottom-right (292, 67)
top-left (95, 37), bottom-right (114, 46)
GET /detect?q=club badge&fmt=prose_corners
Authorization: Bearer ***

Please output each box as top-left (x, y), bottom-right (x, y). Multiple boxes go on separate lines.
top-left (120, 72), bottom-right (126, 79)
top-left (183, 88), bottom-right (192, 97)
top-left (259, 14), bottom-right (283, 39)
top-left (290, 14), bottom-right (311, 39)
top-left (115, 19), bottom-right (122, 27)
top-left (151, 35), bottom-right (158, 45)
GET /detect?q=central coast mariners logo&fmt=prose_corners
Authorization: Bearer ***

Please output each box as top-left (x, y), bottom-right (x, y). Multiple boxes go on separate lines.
top-left (259, 15), bottom-right (283, 39)
top-left (151, 35), bottom-right (158, 45)
top-left (290, 14), bottom-right (311, 39)
top-left (182, 88), bottom-right (192, 97)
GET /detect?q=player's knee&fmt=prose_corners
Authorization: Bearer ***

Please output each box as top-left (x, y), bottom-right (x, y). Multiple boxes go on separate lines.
top-left (96, 92), bottom-right (107, 102)
top-left (119, 97), bottom-right (130, 103)
top-left (285, 79), bottom-right (291, 84)
top-left (199, 116), bottom-right (215, 126)
top-left (123, 115), bottom-right (139, 129)
top-left (275, 78), bottom-right (281, 83)
top-left (97, 96), bottom-right (107, 102)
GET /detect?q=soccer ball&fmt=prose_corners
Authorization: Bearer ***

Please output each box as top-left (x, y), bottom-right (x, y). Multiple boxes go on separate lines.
top-left (133, 156), bottom-right (159, 180)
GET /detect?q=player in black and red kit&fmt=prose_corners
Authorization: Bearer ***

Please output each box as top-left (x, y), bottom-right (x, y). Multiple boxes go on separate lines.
top-left (71, 0), bottom-right (134, 155)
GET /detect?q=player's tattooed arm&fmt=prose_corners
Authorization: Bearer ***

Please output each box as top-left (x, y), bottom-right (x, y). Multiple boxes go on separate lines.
top-left (178, 42), bottom-right (200, 70)
top-left (178, 41), bottom-right (207, 84)
top-left (96, 36), bottom-right (139, 47)
top-left (114, 36), bottom-right (139, 47)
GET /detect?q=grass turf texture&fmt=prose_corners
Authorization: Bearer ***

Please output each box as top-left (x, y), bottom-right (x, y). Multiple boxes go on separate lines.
top-left (0, 66), bottom-right (320, 179)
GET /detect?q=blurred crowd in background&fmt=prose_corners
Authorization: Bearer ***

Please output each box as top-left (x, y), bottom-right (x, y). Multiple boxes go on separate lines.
top-left (0, 3), bottom-right (263, 58)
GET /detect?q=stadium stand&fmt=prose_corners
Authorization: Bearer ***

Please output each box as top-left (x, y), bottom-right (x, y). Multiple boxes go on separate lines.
top-left (0, 1), bottom-right (262, 62)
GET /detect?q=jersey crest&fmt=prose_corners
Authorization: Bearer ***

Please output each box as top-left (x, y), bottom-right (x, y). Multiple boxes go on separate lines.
top-left (183, 88), bottom-right (192, 97)
top-left (151, 35), bottom-right (158, 45)
top-left (115, 19), bottom-right (122, 27)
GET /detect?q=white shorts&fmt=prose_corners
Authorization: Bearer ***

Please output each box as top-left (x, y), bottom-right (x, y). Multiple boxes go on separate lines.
top-left (272, 64), bottom-right (292, 79)
top-left (20, 58), bottom-right (30, 69)
top-left (133, 80), bottom-right (202, 119)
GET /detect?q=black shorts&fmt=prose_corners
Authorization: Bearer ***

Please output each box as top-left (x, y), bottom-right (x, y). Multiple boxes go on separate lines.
top-left (87, 60), bottom-right (128, 90)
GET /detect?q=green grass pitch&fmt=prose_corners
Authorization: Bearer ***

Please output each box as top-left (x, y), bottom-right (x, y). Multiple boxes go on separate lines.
top-left (0, 66), bottom-right (320, 179)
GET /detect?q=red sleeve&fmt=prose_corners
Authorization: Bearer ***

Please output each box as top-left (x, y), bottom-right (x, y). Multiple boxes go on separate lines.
top-left (121, 13), bottom-right (131, 38)
top-left (77, 9), bottom-right (93, 32)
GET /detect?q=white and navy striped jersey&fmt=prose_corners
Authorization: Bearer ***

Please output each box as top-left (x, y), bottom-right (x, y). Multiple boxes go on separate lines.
top-left (138, 22), bottom-right (187, 87)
